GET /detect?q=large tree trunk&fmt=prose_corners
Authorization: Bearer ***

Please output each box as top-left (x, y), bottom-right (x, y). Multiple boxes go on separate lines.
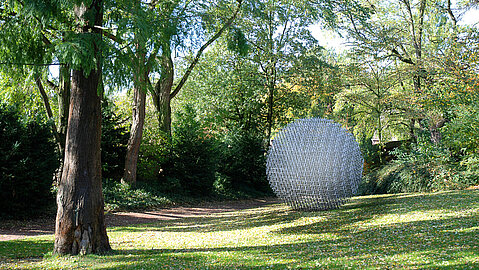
top-left (54, 0), bottom-right (110, 255)
top-left (121, 83), bottom-right (146, 186)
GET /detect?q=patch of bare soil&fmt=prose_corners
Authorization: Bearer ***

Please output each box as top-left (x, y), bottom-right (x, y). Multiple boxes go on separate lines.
top-left (0, 198), bottom-right (278, 242)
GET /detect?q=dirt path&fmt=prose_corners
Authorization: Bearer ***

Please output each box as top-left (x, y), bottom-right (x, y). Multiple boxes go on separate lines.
top-left (0, 199), bottom-right (277, 242)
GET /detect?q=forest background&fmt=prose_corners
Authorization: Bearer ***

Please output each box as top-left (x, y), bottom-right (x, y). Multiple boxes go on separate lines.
top-left (1, 0), bottom-right (478, 220)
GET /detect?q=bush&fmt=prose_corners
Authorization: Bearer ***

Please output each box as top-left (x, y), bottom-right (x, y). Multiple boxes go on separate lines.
top-left (101, 100), bottom-right (129, 180)
top-left (442, 103), bottom-right (479, 188)
top-left (0, 105), bottom-right (60, 218)
top-left (137, 106), bottom-right (272, 198)
top-left (358, 135), bottom-right (381, 174)
top-left (359, 133), bottom-right (472, 194)
top-left (102, 179), bottom-right (173, 211)
top-left (137, 131), bottom-right (171, 184)
top-left (162, 105), bottom-right (218, 196)
top-left (217, 129), bottom-right (270, 196)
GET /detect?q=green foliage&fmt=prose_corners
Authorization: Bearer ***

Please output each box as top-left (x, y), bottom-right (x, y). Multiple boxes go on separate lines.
top-left (362, 134), bottom-right (473, 194)
top-left (0, 71), bottom-right (47, 120)
top-left (226, 26), bottom-right (249, 56)
top-left (55, 32), bottom-right (103, 76)
top-left (101, 99), bottom-right (129, 180)
top-left (137, 99), bottom-right (271, 197)
top-left (164, 105), bottom-right (218, 196)
top-left (176, 44), bottom-right (265, 132)
top-left (442, 103), bottom-right (479, 157)
top-left (0, 104), bottom-right (60, 219)
top-left (137, 131), bottom-right (171, 184)
top-left (102, 179), bottom-right (173, 211)
top-left (0, 9), bottom-right (50, 70)
top-left (217, 129), bottom-right (270, 196)
top-left (441, 102), bottom-right (479, 188)
top-left (358, 135), bottom-right (381, 172)
top-left (459, 155), bottom-right (479, 187)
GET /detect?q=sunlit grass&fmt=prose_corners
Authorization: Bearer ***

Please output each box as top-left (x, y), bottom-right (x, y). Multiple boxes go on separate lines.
top-left (1, 190), bottom-right (478, 269)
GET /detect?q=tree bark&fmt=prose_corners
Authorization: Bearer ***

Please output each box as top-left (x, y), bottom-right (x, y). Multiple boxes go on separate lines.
top-left (265, 74), bottom-right (275, 146)
top-left (430, 118), bottom-right (448, 144)
top-left (121, 81), bottom-right (146, 186)
top-left (121, 34), bottom-right (154, 186)
top-left (58, 64), bottom-right (71, 151)
top-left (54, 0), bottom-right (111, 255)
top-left (153, 51), bottom-right (174, 135)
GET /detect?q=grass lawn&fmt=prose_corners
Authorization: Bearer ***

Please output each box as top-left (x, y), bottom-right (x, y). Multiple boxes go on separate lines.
top-left (1, 190), bottom-right (478, 269)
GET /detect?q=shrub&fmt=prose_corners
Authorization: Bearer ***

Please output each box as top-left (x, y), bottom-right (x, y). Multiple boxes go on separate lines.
top-left (101, 100), bottom-right (129, 180)
top-left (102, 179), bottom-right (173, 211)
top-left (358, 135), bottom-right (381, 174)
top-left (0, 105), bottom-right (60, 218)
top-left (137, 131), bottom-right (171, 184)
top-left (442, 103), bottom-right (479, 188)
top-left (162, 105), bottom-right (218, 196)
top-left (360, 133), bottom-right (469, 194)
top-left (217, 129), bottom-right (270, 196)
top-left (459, 155), bottom-right (479, 187)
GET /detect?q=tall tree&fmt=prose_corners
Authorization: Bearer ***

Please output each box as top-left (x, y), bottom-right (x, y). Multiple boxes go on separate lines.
top-left (235, 0), bottom-right (348, 142)
top-left (343, 0), bottom-right (462, 142)
top-left (54, 0), bottom-right (110, 255)
top-left (177, 0), bottom-right (368, 142)
top-left (2, 0), bottom-right (111, 255)
top-left (120, 38), bottom-right (151, 186)
top-left (103, 0), bottom-right (161, 186)
top-left (108, 0), bottom-right (242, 185)
top-left (334, 56), bottom-right (408, 156)
top-left (151, 0), bottom-right (243, 135)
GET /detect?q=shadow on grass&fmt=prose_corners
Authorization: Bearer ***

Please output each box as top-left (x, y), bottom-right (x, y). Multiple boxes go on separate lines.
top-left (2, 190), bottom-right (478, 269)
top-left (0, 238), bottom-right (52, 261)
top-left (109, 191), bottom-right (408, 234)
top-left (75, 212), bottom-right (479, 270)
top-left (103, 212), bottom-right (479, 269)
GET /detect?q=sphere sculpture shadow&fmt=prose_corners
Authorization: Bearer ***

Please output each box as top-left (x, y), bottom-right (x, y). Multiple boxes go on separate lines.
top-left (266, 118), bottom-right (363, 211)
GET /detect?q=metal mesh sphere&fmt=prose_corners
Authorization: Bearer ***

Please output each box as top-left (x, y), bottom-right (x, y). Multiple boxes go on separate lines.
top-left (266, 118), bottom-right (363, 211)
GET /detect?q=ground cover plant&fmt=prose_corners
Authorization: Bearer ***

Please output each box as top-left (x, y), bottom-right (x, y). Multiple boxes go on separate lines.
top-left (1, 190), bottom-right (477, 269)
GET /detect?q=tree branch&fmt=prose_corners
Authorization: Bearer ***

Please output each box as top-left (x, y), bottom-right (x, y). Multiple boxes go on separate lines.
top-left (34, 75), bottom-right (63, 154)
top-left (46, 79), bottom-right (59, 90)
top-left (390, 48), bottom-right (415, 65)
top-left (170, 0), bottom-right (243, 99)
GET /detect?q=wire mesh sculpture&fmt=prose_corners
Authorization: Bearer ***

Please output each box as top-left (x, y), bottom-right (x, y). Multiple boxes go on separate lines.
top-left (266, 118), bottom-right (363, 211)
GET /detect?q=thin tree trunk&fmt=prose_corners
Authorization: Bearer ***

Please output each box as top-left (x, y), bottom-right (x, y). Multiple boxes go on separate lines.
top-left (121, 82), bottom-right (146, 186)
top-left (377, 110), bottom-right (384, 164)
top-left (121, 35), bottom-right (154, 186)
top-left (430, 118), bottom-right (448, 144)
top-left (34, 75), bottom-right (63, 154)
top-left (265, 77), bottom-right (275, 145)
top-left (54, 0), bottom-right (110, 255)
top-left (409, 118), bottom-right (417, 142)
top-left (153, 52), bottom-right (174, 135)
top-left (58, 64), bottom-right (71, 150)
